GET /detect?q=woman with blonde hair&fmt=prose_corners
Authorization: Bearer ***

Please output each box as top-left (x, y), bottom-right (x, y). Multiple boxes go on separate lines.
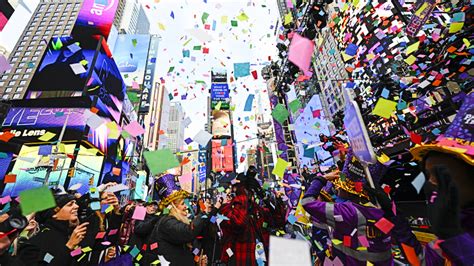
top-left (149, 174), bottom-right (220, 265)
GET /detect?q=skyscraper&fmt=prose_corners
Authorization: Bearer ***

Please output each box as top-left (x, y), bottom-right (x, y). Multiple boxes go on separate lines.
top-left (143, 83), bottom-right (170, 151)
top-left (312, 28), bottom-right (350, 119)
top-left (117, 0), bottom-right (150, 34)
top-left (167, 102), bottom-right (185, 153)
top-left (0, 0), bottom-right (82, 100)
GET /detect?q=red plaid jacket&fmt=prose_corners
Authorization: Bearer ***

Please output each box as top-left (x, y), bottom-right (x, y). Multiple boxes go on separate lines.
top-left (220, 192), bottom-right (286, 266)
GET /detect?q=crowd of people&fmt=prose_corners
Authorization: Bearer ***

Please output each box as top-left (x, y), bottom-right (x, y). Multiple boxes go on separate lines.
top-left (0, 94), bottom-right (472, 265)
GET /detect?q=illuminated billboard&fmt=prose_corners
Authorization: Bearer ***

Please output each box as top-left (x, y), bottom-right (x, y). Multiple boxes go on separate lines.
top-left (1, 107), bottom-right (88, 142)
top-left (210, 83), bottom-right (230, 109)
top-left (2, 143), bottom-right (104, 197)
top-left (211, 139), bottom-right (234, 172)
top-left (73, 0), bottom-right (118, 40)
top-left (27, 36), bottom-right (126, 122)
top-left (211, 110), bottom-right (232, 137)
top-left (113, 34), bottom-right (151, 87)
top-left (139, 35), bottom-right (160, 113)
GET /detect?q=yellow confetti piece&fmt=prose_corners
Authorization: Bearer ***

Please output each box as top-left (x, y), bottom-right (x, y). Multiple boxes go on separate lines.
top-left (404, 55), bottom-right (416, 65)
top-left (82, 247), bottom-right (92, 253)
top-left (331, 239), bottom-right (343, 245)
top-left (449, 22), bottom-right (464, 33)
top-left (405, 41), bottom-right (420, 55)
top-left (105, 205), bottom-right (114, 214)
top-left (158, 22), bottom-right (166, 31)
top-left (38, 131), bottom-right (56, 142)
top-left (221, 16), bottom-right (228, 24)
top-left (151, 260), bottom-right (160, 265)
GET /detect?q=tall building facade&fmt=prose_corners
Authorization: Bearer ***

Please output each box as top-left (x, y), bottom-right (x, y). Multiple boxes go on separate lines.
top-left (143, 83), bottom-right (170, 151)
top-left (112, 0), bottom-right (126, 30)
top-left (312, 28), bottom-right (350, 119)
top-left (117, 0), bottom-right (149, 34)
top-left (0, 0), bottom-right (82, 100)
top-left (167, 102), bottom-right (185, 153)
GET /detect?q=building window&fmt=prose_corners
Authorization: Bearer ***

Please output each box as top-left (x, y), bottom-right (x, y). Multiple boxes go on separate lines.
top-left (23, 74), bottom-right (30, 79)
top-left (19, 80), bottom-right (27, 86)
top-left (5, 87), bottom-right (12, 93)
top-left (18, 62), bottom-right (25, 67)
top-left (2, 94), bottom-right (8, 99)
top-left (34, 51), bottom-right (41, 56)
top-left (24, 51), bottom-right (31, 56)
top-left (15, 68), bottom-right (22, 73)
top-left (17, 46), bottom-right (23, 51)
top-left (13, 94), bottom-right (21, 99)
top-left (1, 75), bottom-right (7, 80)
top-left (11, 57), bottom-right (18, 62)
top-left (44, 30), bottom-right (51, 35)
top-left (16, 87), bottom-right (24, 92)
top-left (31, 56), bottom-right (38, 61)
top-left (20, 41), bottom-right (27, 46)
top-left (26, 68), bottom-right (32, 73)
top-left (8, 81), bottom-right (15, 86)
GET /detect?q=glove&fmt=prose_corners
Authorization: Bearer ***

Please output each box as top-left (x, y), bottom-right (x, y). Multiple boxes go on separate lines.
top-left (427, 167), bottom-right (463, 240)
top-left (363, 183), bottom-right (394, 218)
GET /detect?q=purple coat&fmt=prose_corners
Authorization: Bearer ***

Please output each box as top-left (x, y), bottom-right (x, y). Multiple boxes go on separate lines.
top-left (393, 207), bottom-right (474, 265)
top-left (302, 179), bottom-right (392, 265)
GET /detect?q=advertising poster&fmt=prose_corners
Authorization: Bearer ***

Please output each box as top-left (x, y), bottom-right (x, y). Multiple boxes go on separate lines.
top-left (27, 36), bottom-right (126, 122)
top-left (211, 110), bottom-right (232, 137)
top-left (210, 83), bottom-right (230, 109)
top-left (211, 139), bottom-right (234, 172)
top-left (113, 34), bottom-right (151, 87)
top-left (73, 0), bottom-right (119, 40)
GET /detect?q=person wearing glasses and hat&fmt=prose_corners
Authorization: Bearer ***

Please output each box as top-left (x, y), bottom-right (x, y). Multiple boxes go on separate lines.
top-left (302, 149), bottom-right (394, 265)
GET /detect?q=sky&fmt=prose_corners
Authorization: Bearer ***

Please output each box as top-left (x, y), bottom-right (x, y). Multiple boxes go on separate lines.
top-left (141, 0), bottom-right (281, 170)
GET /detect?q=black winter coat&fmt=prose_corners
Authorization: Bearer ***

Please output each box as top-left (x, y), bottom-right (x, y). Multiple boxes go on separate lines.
top-left (129, 213), bottom-right (160, 248)
top-left (151, 212), bottom-right (214, 266)
top-left (17, 219), bottom-right (73, 265)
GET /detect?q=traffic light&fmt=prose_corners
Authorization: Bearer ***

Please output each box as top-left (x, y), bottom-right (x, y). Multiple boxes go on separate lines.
top-left (67, 167), bottom-right (75, 178)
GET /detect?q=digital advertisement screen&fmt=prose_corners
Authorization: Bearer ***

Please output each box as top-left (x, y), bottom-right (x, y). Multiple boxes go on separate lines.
top-left (113, 34), bottom-right (151, 87)
top-left (100, 160), bottom-right (130, 186)
top-left (73, 0), bottom-right (118, 40)
top-left (211, 139), bottom-right (234, 172)
top-left (1, 143), bottom-right (106, 197)
top-left (211, 110), bottom-right (232, 137)
top-left (27, 36), bottom-right (126, 122)
top-left (210, 83), bottom-right (230, 109)
top-left (0, 107), bottom-right (88, 142)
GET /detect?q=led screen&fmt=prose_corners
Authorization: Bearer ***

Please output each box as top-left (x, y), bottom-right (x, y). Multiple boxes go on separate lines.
top-left (211, 139), bottom-right (234, 172)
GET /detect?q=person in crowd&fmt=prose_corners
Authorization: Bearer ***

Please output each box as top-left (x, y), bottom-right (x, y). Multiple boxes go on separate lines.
top-left (219, 172), bottom-right (287, 266)
top-left (302, 149), bottom-right (393, 265)
top-left (0, 202), bottom-right (28, 265)
top-left (129, 200), bottom-right (159, 249)
top-left (149, 174), bottom-right (220, 265)
top-left (118, 200), bottom-right (137, 246)
top-left (197, 196), bottom-right (224, 265)
top-left (12, 213), bottom-right (39, 256)
top-left (17, 189), bottom-right (89, 265)
top-left (78, 187), bottom-right (124, 264)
